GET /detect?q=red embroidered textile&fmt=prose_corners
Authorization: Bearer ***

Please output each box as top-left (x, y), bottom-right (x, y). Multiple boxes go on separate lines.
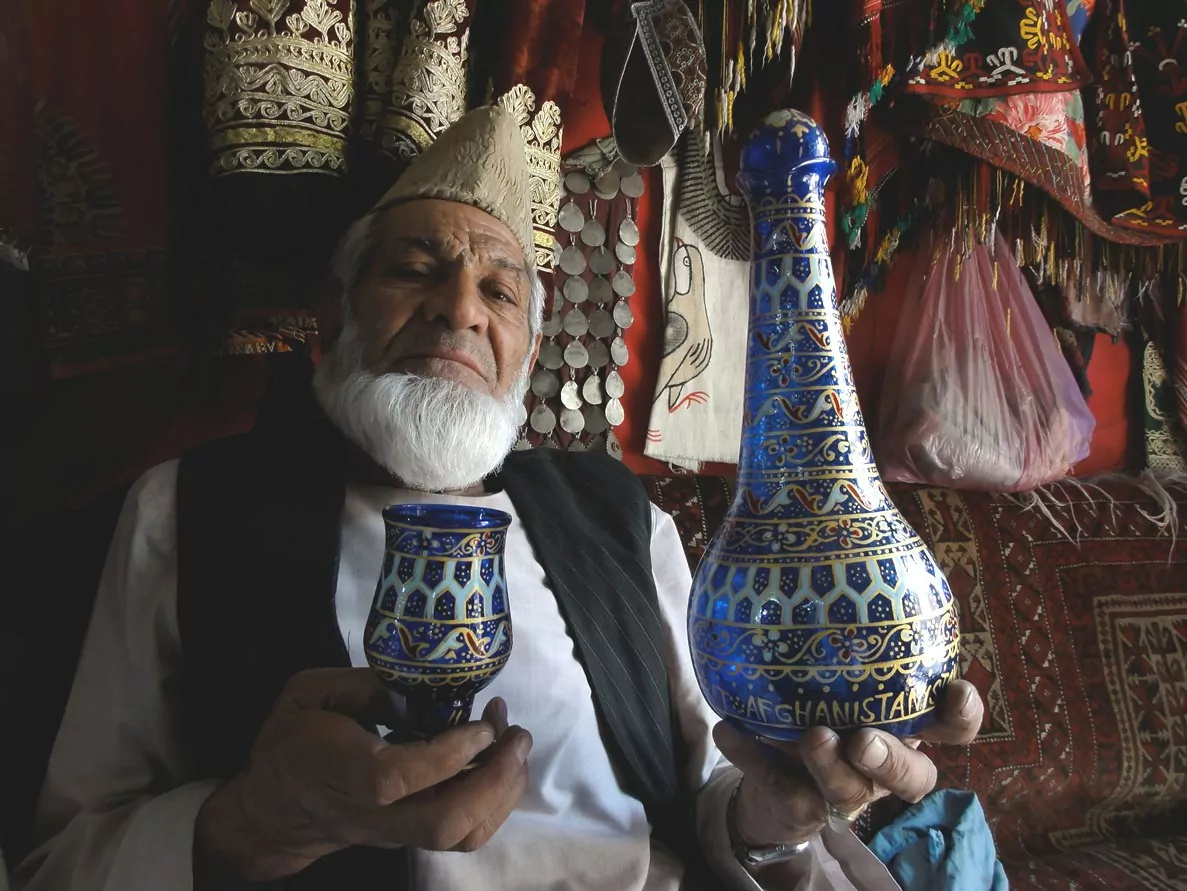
top-left (904, 0), bottom-right (1091, 99)
top-left (1085, 1), bottom-right (1187, 236)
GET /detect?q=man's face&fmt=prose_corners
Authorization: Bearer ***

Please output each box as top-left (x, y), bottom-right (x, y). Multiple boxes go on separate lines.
top-left (349, 199), bottom-right (539, 399)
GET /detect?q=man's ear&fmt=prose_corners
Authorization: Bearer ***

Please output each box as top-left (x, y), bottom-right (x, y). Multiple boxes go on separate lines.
top-left (314, 278), bottom-right (345, 362)
top-left (528, 330), bottom-right (542, 371)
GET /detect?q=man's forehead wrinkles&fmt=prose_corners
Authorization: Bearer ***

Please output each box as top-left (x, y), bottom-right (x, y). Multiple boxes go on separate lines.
top-left (386, 233), bottom-right (526, 276)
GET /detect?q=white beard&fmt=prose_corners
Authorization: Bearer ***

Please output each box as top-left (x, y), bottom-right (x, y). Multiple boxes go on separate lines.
top-left (313, 319), bottom-right (528, 492)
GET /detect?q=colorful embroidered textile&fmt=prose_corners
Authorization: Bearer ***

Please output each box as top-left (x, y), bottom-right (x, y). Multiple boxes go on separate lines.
top-left (1085, 2), bottom-right (1187, 237)
top-left (643, 473), bottom-right (1187, 891)
top-left (905, 0), bottom-right (1091, 98)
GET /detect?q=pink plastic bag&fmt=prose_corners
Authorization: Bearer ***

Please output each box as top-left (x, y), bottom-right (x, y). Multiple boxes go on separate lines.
top-left (876, 232), bottom-right (1095, 491)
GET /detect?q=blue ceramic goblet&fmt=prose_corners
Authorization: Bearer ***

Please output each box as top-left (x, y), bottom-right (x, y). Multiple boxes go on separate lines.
top-left (365, 504), bottom-right (513, 738)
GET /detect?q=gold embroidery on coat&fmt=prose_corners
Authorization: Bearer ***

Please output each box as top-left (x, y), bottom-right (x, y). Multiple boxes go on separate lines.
top-left (1144, 343), bottom-right (1187, 475)
top-left (497, 83), bottom-right (562, 270)
top-left (204, 0), bottom-right (356, 175)
top-left (380, 0), bottom-right (472, 164)
top-left (360, 0), bottom-right (404, 142)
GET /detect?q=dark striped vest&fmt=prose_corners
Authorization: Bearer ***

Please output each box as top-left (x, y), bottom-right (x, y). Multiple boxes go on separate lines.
top-left (175, 395), bottom-right (695, 889)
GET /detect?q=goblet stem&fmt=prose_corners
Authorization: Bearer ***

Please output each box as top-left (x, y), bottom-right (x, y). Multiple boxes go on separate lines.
top-left (402, 689), bottom-right (477, 739)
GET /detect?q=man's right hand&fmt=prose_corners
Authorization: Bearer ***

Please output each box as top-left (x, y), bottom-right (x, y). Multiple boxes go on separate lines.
top-left (194, 668), bottom-right (532, 883)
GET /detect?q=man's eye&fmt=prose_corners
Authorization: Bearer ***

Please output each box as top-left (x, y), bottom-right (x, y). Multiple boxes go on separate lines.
top-left (389, 263), bottom-right (431, 278)
top-left (489, 287), bottom-right (516, 303)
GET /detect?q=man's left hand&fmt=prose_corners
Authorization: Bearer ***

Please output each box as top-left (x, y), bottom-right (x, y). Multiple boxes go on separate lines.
top-left (714, 679), bottom-right (984, 852)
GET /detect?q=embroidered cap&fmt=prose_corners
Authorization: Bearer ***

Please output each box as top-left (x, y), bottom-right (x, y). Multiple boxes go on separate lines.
top-left (373, 105), bottom-right (535, 268)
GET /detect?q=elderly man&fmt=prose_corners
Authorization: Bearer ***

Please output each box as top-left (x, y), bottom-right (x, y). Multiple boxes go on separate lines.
top-left (14, 107), bottom-right (981, 891)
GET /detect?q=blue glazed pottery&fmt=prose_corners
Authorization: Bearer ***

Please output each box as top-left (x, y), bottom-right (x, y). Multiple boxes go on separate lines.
top-left (687, 110), bottom-right (961, 742)
top-left (365, 504), bottom-right (513, 737)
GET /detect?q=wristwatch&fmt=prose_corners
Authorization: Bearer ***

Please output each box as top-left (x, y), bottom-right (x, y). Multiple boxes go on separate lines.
top-left (726, 781), bottom-right (813, 869)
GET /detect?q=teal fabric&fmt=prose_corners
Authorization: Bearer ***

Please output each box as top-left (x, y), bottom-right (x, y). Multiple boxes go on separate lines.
top-left (868, 790), bottom-right (1008, 891)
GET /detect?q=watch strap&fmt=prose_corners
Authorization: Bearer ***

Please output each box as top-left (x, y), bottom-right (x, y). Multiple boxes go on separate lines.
top-left (726, 780), bottom-right (814, 869)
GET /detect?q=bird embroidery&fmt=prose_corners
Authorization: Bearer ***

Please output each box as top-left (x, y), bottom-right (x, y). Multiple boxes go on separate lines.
top-left (654, 241), bottom-right (713, 413)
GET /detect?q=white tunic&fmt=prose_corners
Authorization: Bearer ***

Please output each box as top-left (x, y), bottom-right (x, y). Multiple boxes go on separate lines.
top-left (13, 460), bottom-right (897, 891)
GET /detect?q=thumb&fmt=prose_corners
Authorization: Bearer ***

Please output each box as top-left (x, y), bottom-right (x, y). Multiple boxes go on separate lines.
top-left (274, 667), bottom-right (399, 727)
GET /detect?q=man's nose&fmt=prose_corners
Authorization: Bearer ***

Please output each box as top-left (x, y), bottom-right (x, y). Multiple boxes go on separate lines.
top-left (419, 268), bottom-right (487, 332)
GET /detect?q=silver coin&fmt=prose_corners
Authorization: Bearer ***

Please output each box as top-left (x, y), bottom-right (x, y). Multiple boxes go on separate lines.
top-left (531, 369), bottom-right (560, 398)
top-left (587, 339), bottom-right (610, 368)
top-left (612, 270), bottom-right (636, 297)
top-left (541, 311), bottom-right (562, 337)
top-left (582, 373), bottom-right (604, 405)
top-left (564, 171), bottom-right (591, 195)
top-left (618, 217), bottom-right (640, 246)
top-left (562, 307), bottom-right (589, 337)
top-left (612, 159), bottom-right (636, 178)
top-left (559, 244), bottom-right (587, 276)
top-left (560, 407), bottom-right (586, 433)
top-left (560, 379), bottom-right (583, 410)
top-left (584, 404), bottom-right (608, 434)
top-left (539, 340), bottom-right (564, 369)
top-left (606, 428), bottom-right (624, 460)
top-left (588, 308), bottom-right (616, 339)
top-left (539, 437), bottom-right (560, 449)
top-left (610, 336), bottom-right (630, 366)
top-left (551, 287), bottom-right (565, 311)
top-left (530, 404), bottom-right (557, 434)
top-left (563, 276), bottom-right (588, 304)
top-left (615, 241), bottom-right (636, 265)
top-left (612, 300), bottom-right (635, 328)
top-left (589, 246), bottom-right (614, 275)
top-left (564, 340), bottom-right (589, 368)
top-left (594, 170), bottom-right (620, 198)
top-left (580, 218), bottom-right (606, 247)
top-left (566, 435), bottom-right (587, 451)
top-left (620, 173), bottom-right (645, 198)
top-left (588, 275), bottom-right (613, 304)
top-left (605, 368), bottom-right (625, 398)
top-left (578, 434), bottom-right (600, 451)
top-left (605, 397), bottom-right (625, 427)
top-left (558, 201), bottom-right (585, 232)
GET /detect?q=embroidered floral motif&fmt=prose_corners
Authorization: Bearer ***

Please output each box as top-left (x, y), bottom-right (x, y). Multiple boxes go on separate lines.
top-left (358, 0), bottom-right (405, 142)
top-left (203, 0), bottom-right (356, 175)
top-left (497, 83), bottom-right (562, 270)
top-left (1143, 342), bottom-right (1187, 475)
top-left (906, 0), bottom-right (1090, 97)
top-left (380, 0), bottom-right (473, 163)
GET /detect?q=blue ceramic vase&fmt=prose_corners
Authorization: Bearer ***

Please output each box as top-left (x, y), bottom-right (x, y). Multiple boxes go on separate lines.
top-left (687, 110), bottom-right (961, 742)
top-left (365, 504), bottom-right (513, 737)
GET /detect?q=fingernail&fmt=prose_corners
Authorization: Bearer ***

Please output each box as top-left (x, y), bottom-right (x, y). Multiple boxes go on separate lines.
top-left (960, 687), bottom-right (978, 720)
top-left (807, 727), bottom-right (839, 754)
top-left (494, 698), bottom-right (508, 724)
top-left (512, 730), bottom-right (533, 763)
top-left (858, 733), bottom-right (889, 770)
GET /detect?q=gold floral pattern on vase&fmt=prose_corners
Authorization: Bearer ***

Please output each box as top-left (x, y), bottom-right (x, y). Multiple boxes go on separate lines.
top-left (203, 0), bottom-right (356, 176)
